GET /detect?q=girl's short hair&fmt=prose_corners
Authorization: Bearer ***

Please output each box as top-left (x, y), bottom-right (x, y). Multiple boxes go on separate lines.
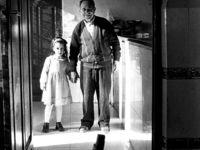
top-left (50, 37), bottom-right (68, 58)
top-left (79, 0), bottom-right (95, 7)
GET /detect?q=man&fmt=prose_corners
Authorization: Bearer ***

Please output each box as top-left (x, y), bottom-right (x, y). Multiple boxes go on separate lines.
top-left (69, 0), bottom-right (121, 133)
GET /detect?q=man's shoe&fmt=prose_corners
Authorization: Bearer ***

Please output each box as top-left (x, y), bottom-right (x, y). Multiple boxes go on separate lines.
top-left (99, 121), bottom-right (110, 133)
top-left (79, 126), bottom-right (89, 133)
top-left (42, 123), bottom-right (49, 133)
top-left (101, 125), bottom-right (110, 133)
top-left (55, 122), bottom-right (65, 131)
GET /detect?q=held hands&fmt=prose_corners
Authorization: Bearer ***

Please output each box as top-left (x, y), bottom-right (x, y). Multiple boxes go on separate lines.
top-left (69, 71), bottom-right (79, 83)
top-left (40, 83), bottom-right (46, 91)
top-left (68, 61), bottom-right (118, 83)
top-left (112, 60), bottom-right (119, 72)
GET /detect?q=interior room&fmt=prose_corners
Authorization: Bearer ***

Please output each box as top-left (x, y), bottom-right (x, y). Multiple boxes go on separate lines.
top-left (2, 0), bottom-right (200, 150)
top-left (30, 0), bottom-right (152, 149)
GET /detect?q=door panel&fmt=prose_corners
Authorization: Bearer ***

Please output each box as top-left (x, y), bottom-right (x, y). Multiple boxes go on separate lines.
top-left (10, 4), bottom-right (23, 149)
top-left (31, 4), bottom-right (55, 101)
top-left (31, 0), bottom-right (62, 102)
top-left (0, 0), bottom-right (33, 149)
top-left (21, 0), bottom-right (32, 148)
top-left (10, 0), bottom-right (33, 149)
top-left (0, 1), bottom-right (12, 149)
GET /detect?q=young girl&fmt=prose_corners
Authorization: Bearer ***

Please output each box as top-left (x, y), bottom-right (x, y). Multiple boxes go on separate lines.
top-left (40, 37), bottom-right (72, 133)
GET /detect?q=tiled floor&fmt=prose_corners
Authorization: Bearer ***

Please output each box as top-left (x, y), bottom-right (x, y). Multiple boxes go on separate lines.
top-left (32, 102), bottom-right (130, 150)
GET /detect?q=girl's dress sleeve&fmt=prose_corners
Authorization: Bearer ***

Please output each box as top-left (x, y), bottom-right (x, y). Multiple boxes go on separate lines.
top-left (40, 56), bottom-right (51, 87)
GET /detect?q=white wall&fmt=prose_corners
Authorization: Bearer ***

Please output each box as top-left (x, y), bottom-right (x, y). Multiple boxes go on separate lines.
top-left (62, 0), bottom-right (152, 40)
top-left (62, 0), bottom-right (152, 22)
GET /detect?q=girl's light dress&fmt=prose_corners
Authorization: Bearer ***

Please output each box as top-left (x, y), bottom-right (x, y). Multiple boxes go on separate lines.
top-left (40, 55), bottom-right (72, 106)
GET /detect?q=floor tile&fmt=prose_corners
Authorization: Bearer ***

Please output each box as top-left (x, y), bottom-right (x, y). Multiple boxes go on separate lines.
top-left (33, 102), bottom-right (130, 150)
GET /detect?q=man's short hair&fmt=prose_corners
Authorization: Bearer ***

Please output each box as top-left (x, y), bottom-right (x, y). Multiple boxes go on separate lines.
top-left (79, 0), bottom-right (95, 7)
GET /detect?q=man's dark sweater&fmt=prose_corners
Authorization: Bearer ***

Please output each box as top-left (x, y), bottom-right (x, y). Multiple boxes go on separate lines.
top-left (69, 16), bottom-right (121, 71)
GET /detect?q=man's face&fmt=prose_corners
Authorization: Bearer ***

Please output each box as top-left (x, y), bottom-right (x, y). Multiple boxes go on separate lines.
top-left (79, 1), bottom-right (96, 22)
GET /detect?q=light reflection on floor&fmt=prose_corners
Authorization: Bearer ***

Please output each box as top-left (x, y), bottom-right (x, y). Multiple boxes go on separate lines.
top-left (32, 102), bottom-right (130, 150)
top-left (33, 130), bottom-right (129, 147)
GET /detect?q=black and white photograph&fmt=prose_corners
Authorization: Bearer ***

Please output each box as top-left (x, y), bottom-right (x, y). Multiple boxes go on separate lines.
top-left (1, 0), bottom-right (199, 150)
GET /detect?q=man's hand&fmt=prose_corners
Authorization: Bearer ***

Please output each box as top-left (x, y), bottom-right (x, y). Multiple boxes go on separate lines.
top-left (70, 71), bottom-right (79, 83)
top-left (40, 83), bottom-right (46, 91)
top-left (112, 60), bottom-right (119, 72)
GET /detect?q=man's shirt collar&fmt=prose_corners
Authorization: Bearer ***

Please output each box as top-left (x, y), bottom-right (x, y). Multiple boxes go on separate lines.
top-left (84, 16), bottom-right (95, 26)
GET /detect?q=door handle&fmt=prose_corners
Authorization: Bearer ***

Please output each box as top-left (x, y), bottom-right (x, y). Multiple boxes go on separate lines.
top-left (9, 10), bottom-right (20, 16)
top-left (2, 10), bottom-right (20, 16)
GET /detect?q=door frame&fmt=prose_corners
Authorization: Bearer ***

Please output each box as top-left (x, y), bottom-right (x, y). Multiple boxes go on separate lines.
top-left (152, 0), bottom-right (162, 149)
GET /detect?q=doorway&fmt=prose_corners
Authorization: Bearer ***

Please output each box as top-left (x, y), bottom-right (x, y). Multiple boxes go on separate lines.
top-left (0, 0), bottom-right (161, 149)
top-left (30, 0), bottom-right (154, 150)
top-left (30, 4), bottom-right (129, 145)
top-left (30, 1), bottom-right (129, 149)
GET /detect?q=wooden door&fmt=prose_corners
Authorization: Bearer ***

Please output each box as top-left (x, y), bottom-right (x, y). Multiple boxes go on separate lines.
top-left (31, 4), bottom-right (56, 101)
top-left (0, 0), bottom-right (33, 149)
top-left (10, 0), bottom-right (33, 149)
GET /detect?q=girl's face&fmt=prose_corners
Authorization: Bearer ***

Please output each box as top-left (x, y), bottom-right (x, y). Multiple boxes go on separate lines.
top-left (53, 42), bottom-right (65, 57)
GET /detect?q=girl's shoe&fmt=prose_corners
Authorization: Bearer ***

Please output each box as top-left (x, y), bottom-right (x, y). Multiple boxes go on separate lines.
top-left (42, 123), bottom-right (49, 133)
top-left (55, 122), bottom-right (65, 131)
